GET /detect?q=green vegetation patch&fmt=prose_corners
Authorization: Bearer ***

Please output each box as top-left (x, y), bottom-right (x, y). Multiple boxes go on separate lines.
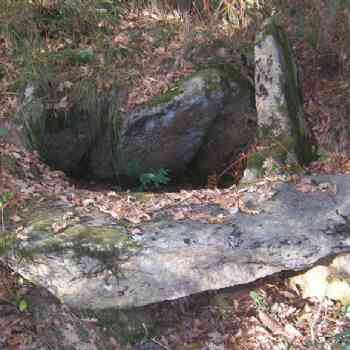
top-left (29, 225), bottom-right (140, 261)
top-left (20, 204), bottom-right (63, 233)
top-left (0, 65), bottom-right (6, 80)
top-left (48, 48), bottom-right (96, 66)
top-left (0, 0), bottom-right (120, 45)
top-left (0, 0), bottom-right (122, 110)
top-left (148, 65), bottom-right (246, 109)
top-left (63, 225), bottom-right (137, 251)
top-left (246, 135), bottom-right (300, 176)
top-left (30, 217), bottom-right (58, 234)
top-left (200, 68), bottom-right (222, 93)
top-left (195, 63), bottom-right (252, 97)
top-left (18, 202), bottom-right (140, 268)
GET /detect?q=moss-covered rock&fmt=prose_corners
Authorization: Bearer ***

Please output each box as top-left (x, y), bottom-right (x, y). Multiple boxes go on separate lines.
top-left (147, 85), bottom-right (184, 108)
top-left (11, 176), bottom-right (350, 327)
top-left (22, 207), bottom-right (140, 272)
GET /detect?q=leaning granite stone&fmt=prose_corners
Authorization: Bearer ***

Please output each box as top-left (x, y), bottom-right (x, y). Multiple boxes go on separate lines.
top-left (97, 66), bottom-right (255, 183)
top-left (11, 175), bottom-right (350, 311)
top-left (254, 17), bottom-right (313, 175)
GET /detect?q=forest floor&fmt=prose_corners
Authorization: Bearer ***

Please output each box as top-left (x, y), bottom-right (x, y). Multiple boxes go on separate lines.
top-left (1, 1), bottom-right (350, 349)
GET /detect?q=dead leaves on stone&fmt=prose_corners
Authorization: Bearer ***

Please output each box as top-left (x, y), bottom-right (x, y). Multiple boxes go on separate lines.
top-left (161, 185), bottom-right (261, 223)
top-left (51, 211), bottom-right (79, 234)
top-left (292, 176), bottom-right (337, 195)
top-left (1, 140), bottom-right (281, 229)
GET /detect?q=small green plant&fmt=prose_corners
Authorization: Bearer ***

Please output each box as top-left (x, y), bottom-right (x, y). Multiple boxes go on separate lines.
top-left (0, 195), bottom-right (31, 314)
top-left (11, 277), bottom-right (29, 313)
top-left (0, 255), bottom-right (29, 312)
top-left (139, 168), bottom-right (170, 190)
top-left (0, 193), bottom-right (32, 313)
top-left (0, 245), bottom-right (30, 312)
top-left (17, 296), bottom-right (28, 312)
top-left (335, 329), bottom-right (350, 347)
top-left (51, 48), bottom-right (96, 66)
top-left (249, 290), bottom-right (269, 311)
top-left (276, 338), bottom-right (295, 350)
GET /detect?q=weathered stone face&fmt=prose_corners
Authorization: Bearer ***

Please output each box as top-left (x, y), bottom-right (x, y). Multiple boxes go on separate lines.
top-left (106, 67), bottom-right (256, 184)
top-left (13, 175), bottom-right (350, 310)
top-left (255, 33), bottom-right (291, 136)
top-left (115, 70), bottom-right (222, 181)
top-left (192, 68), bottom-right (256, 180)
top-left (254, 18), bottom-right (314, 174)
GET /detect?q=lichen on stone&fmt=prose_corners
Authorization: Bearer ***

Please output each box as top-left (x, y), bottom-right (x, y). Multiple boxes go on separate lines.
top-left (147, 85), bottom-right (184, 107)
top-left (254, 16), bottom-right (314, 170)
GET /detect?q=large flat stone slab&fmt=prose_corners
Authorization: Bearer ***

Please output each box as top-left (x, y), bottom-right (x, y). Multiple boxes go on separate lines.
top-left (14, 175), bottom-right (350, 310)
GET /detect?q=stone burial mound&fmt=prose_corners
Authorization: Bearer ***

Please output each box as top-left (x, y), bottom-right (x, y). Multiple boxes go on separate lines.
top-left (16, 17), bottom-right (316, 190)
top-left (18, 65), bottom-right (256, 187)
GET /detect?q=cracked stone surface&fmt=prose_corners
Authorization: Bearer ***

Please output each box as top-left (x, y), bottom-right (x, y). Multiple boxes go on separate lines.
top-left (14, 175), bottom-right (350, 310)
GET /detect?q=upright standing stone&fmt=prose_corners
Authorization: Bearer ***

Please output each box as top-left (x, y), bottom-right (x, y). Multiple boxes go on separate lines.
top-left (250, 17), bottom-right (313, 177)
